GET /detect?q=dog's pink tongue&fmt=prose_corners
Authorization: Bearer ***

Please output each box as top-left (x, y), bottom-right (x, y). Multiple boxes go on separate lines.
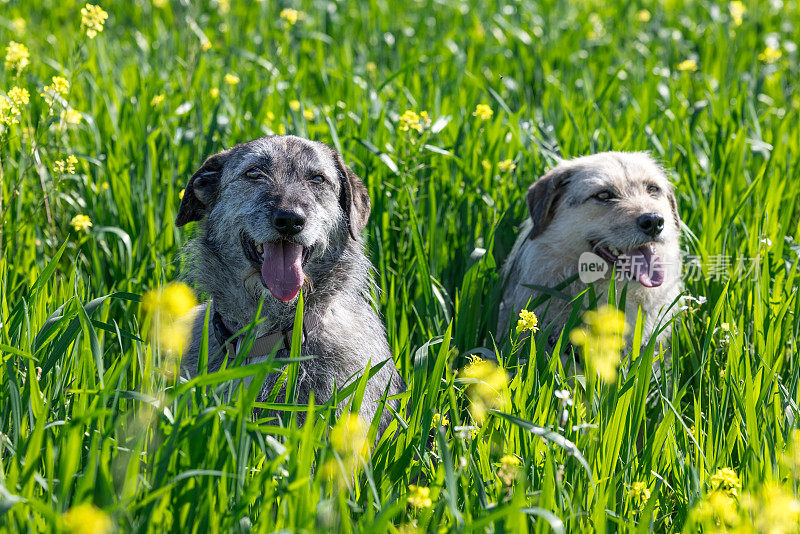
top-left (261, 242), bottom-right (304, 302)
top-left (628, 245), bottom-right (664, 288)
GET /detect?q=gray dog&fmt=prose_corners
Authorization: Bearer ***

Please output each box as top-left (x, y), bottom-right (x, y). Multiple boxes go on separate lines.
top-left (176, 135), bottom-right (404, 433)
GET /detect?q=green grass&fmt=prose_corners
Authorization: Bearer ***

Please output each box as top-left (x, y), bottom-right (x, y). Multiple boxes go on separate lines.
top-left (1, 0), bottom-right (800, 531)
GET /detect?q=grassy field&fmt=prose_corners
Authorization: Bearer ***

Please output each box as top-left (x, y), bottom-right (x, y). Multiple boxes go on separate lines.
top-left (2, 0), bottom-right (800, 531)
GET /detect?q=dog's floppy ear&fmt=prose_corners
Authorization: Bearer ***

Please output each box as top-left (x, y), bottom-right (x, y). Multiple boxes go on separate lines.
top-left (333, 151), bottom-right (371, 239)
top-left (176, 150), bottom-right (229, 227)
top-left (526, 164), bottom-right (574, 240)
top-left (666, 184), bottom-right (681, 228)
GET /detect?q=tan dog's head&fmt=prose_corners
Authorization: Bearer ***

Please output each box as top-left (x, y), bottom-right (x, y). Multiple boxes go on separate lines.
top-left (526, 152), bottom-right (680, 288)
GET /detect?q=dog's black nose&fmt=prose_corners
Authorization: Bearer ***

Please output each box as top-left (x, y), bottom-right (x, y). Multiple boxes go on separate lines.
top-left (273, 210), bottom-right (306, 235)
top-left (637, 212), bottom-right (664, 237)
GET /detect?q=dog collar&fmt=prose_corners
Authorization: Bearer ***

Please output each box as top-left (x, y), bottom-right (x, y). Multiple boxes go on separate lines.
top-left (209, 301), bottom-right (305, 360)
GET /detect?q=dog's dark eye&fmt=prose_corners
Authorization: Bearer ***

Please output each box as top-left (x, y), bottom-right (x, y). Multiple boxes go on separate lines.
top-left (594, 190), bottom-right (616, 201)
top-left (309, 174), bottom-right (325, 185)
top-left (245, 168), bottom-right (265, 180)
top-left (647, 184), bottom-right (661, 195)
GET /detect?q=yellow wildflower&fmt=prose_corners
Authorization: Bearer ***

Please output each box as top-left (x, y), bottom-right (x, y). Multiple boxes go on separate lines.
top-left (630, 481), bottom-right (651, 504)
top-left (179, 188), bottom-right (185, 199)
top-left (321, 414), bottom-right (369, 481)
top-left (11, 18), bottom-right (26, 35)
top-left (70, 214), bottom-right (93, 232)
top-left (516, 309), bottom-right (539, 334)
top-left (459, 358), bottom-right (508, 424)
top-left (691, 490), bottom-right (740, 530)
top-left (54, 156), bottom-right (78, 174)
top-left (265, 111), bottom-right (276, 122)
top-left (498, 159), bottom-right (516, 172)
top-left (201, 39), bottom-right (212, 51)
top-left (741, 482), bottom-right (800, 534)
top-left (62, 503), bottom-right (112, 534)
top-left (677, 59), bottom-right (698, 72)
top-left (431, 412), bottom-right (449, 427)
top-left (472, 103), bottom-right (493, 121)
top-left (8, 86), bottom-right (29, 107)
top-left (708, 467), bottom-right (741, 497)
top-left (398, 110), bottom-right (430, 133)
top-left (5, 41), bottom-right (30, 73)
top-left (61, 108), bottom-right (82, 125)
top-left (496, 454), bottom-right (521, 486)
top-left (81, 3), bottom-right (109, 39)
top-left (224, 73), bottom-right (240, 85)
top-left (635, 9), bottom-right (651, 22)
top-left (289, 99), bottom-right (301, 112)
top-left (41, 76), bottom-right (70, 110)
top-left (280, 8), bottom-right (303, 26)
top-left (481, 159), bottom-right (491, 171)
top-left (569, 305), bottom-right (628, 383)
top-left (758, 46), bottom-right (782, 63)
top-left (210, 87), bottom-right (219, 99)
top-left (729, 1), bottom-right (745, 26)
top-left (0, 96), bottom-right (19, 125)
top-left (150, 94), bottom-right (165, 107)
top-left (407, 485), bottom-right (433, 508)
top-left (142, 282), bottom-right (198, 356)
top-left (303, 108), bottom-right (314, 120)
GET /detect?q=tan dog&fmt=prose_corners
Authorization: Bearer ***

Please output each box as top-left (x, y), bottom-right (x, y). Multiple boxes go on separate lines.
top-left (497, 152), bottom-right (683, 351)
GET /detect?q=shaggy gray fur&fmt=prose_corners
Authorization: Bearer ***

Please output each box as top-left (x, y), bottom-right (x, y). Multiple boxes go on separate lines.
top-left (177, 135), bottom-right (404, 434)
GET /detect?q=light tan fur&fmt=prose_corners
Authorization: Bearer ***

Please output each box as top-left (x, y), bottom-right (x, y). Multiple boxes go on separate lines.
top-left (498, 152), bottom-right (683, 352)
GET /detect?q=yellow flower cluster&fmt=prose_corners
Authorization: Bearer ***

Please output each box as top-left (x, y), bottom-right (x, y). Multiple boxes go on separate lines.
top-left (224, 73), bottom-right (240, 85)
top-left (0, 87), bottom-right (28, 125)
top-left (280, 8), bottom-right (304, 26)
top-left (709, 467), bottom-right (741, 497)
top-left (5, 41), bottom-right (30, 73)
top-left (61, 108), bottom-right (82, 125)
top-left (759, 46), bottom-right (782, 63)
top-left (472, 104), bottom-right (493, 121)
top-left (677, 59), bottom-right (698, 72)
top-left (496, 454), bottom-right (521, 486)
top-left (407, 485), bottom-right (433, 508)
top-left (729, 1), bottom-right (745, 26)
top-left (62, 503), bottom-right (112, 534)
top-left (516, 309), bottom-right (539, 334)
top-left (498, 159), bottom-right (516, 172)
top-left (741, 482), bottom-right (800, 534)
top-left (150, 94), bottom-right (165, 107)
top-left (322, 414), bottom-right (369, 481)
top-left (55, 155), bottom-right (79, 175)
top-left (431, 412), bottom-right (449, 427)
top-left (398, 110), bottom-right (431, 133)
top-left (41, 76), bottom-right (70, 111)
top-left (70, 214), bottom-right (92, 232)
top-left (81, 3), bottom-right (109, 39)
top-left (142, 282), bottom-right (198, 356)
top-left (635, 9), bottom-right (651, 23)
top-left (629, 481), bottom-right (651, 505)
top-left (289, 99), bottom-right (301, 112)
top-left (691, 489), bottom-right (739, 530)
top-left (569, 305), bottom-right (629, 383)
top-left (459, 357), bottom-right (508, 424)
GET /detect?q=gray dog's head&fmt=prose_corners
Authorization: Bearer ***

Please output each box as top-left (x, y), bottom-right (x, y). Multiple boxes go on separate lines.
top-left (176, 135), bottom-right (370, 307)
top-left (525, 152), bottom-right (681, 288)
